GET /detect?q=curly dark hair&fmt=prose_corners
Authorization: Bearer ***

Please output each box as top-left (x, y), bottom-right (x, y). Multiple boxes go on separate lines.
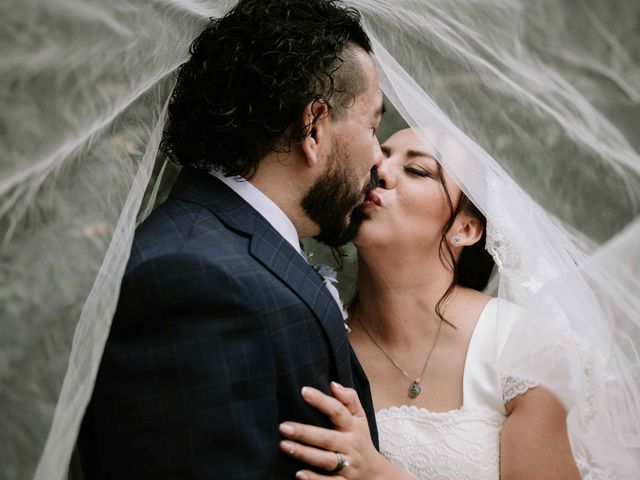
top-left (161, 0), bottom-right (372, 178)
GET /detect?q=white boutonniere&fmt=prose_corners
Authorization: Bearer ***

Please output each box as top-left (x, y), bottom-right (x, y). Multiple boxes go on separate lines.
top-left (312, 263), bottom-right (338, 285)
top-left (308, 258), bottom-right (351, 333)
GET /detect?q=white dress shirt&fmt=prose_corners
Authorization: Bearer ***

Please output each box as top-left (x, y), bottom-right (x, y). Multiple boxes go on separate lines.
top-left (210, 169), bottom-right (302, 255)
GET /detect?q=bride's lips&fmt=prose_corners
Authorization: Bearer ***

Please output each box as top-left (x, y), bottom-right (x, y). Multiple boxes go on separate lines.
top-left (362, 190), bottom-right (381, 209)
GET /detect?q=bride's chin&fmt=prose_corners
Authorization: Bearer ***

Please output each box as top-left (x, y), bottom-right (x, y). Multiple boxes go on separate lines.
top-left (352, 234), bottom-right (367, 249)
top-left (353, 225), bottom-right (377, 249)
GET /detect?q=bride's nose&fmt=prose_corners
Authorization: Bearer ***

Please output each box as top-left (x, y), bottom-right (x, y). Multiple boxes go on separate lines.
top-left (376, 157), bottom-right (395, 189)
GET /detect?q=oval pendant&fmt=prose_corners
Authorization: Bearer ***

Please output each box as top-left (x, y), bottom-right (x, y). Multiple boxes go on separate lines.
top-left (408, 381), bottom-right (421, 398)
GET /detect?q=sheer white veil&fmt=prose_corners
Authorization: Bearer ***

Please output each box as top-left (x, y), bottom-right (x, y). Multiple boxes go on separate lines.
top-left (1, 0), bottom-right (638, 478)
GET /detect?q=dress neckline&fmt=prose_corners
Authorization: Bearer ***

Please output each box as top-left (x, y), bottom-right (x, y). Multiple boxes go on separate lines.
top-left (375, 297), bottom-right (497, 416)
top-left (375, 403), bottom-right (505, 423)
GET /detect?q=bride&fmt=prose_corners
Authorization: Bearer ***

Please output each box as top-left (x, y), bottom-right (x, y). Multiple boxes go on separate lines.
top-left (277, 128), bottom-right (579, 479)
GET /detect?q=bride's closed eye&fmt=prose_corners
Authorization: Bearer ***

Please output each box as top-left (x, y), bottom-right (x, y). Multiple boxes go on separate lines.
top-left (404, 165), bottom-right (433, 178)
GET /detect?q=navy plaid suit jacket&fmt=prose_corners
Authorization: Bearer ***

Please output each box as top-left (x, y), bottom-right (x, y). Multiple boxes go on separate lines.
top-left (78, 167), bottom-right (378, 479)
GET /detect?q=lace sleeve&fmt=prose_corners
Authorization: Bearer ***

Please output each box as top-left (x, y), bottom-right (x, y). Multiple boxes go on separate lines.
top-left (500, 374), bottom-right (538, 403)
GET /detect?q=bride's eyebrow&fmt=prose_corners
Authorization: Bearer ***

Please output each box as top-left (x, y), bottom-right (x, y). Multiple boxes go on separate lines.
top-left (406, 149), bottom-right (438, 163)
top-left (381, 145), bottom-right (391, 157)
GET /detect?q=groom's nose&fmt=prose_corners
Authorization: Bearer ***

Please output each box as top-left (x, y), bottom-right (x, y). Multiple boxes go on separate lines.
top-left (371, 138), bottom-right (384, 170)
top-left (365, 167), bottom-right (379, 191)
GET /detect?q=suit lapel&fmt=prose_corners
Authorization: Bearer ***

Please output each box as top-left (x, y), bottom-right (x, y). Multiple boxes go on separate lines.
top-left (248, 219), bottom-right (352, 381)
top-left (170, 167), bottom-right (352, 383)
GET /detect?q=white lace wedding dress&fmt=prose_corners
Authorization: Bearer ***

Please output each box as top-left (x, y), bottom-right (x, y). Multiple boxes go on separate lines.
top-left (376, 298), bottom-right (536, 480)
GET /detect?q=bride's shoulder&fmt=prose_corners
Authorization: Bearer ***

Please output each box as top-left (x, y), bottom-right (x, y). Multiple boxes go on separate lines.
top-left (457, 287), bottom-right (492, 305)
top-left (455, 288), bottom-right (524, 325)
top-left (452, 288), bottom-right (494, 333)
top-left (456, 287), bottom-right (493, 316)
top-left (459, 293), bottom-right (524, 336)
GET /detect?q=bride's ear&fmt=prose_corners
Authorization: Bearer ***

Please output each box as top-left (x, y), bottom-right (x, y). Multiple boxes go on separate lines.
top-left (300, 98), bottom-right (330, 168)
top-left (448, 214), bottom-right (484, 248)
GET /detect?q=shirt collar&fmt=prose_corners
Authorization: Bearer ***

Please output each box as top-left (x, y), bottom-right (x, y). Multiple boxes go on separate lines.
top-left (209, 169), bottom-right (302, 256)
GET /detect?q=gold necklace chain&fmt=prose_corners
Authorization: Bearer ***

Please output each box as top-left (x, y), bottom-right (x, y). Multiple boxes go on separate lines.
top-left (356, 314), bottom-right (442, 399)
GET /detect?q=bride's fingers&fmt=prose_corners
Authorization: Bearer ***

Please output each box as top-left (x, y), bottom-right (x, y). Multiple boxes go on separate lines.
top-left (330, 382), bottom-right (365, 417)
top-left (279, 422), bottom-right (340, 451)
top-left (295, 469), bottom-right (346, 480)
top-left (300, 386), bottom-right (353, 429)
top-left (279, 439), bottom-right (345, 473)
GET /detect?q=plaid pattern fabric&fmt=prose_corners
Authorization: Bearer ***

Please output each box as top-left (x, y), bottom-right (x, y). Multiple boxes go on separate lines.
top-left (78, 168), bottom-right (377, 479)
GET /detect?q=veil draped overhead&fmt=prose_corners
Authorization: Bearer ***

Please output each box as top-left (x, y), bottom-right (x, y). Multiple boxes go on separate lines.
top-left (1, 0), bottom-right (638, 478)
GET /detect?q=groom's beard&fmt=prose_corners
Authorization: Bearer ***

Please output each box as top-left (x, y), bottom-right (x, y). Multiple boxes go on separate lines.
top-left (302, 146), bottom-right (378, 248)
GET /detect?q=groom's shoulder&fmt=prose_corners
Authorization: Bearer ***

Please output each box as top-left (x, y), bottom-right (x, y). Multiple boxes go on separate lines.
top-left (131, 197), bottom-right (245, 261)
top-left (119, 199), bottom-right (264, 305)
top-left (142, 194), bottom-right (227, 234)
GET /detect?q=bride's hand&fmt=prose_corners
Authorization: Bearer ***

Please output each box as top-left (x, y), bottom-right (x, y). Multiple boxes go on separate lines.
top-left (278, 382), bottom-right (384, 480)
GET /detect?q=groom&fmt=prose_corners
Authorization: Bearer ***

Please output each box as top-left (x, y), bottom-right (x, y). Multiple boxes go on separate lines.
top-left (78, 0), bottom-right (384, 478)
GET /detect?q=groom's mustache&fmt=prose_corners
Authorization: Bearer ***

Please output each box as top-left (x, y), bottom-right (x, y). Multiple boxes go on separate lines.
top-left (364, 167), bottom-right (379, 194)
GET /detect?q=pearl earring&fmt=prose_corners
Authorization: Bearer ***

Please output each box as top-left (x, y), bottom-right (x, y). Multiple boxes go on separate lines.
top-left (453, 235), bottom-right (462, 244)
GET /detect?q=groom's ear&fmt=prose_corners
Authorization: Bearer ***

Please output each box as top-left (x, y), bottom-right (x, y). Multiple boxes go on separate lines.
top-left (449, 214), bottom-right (484, 248)
top-left (300, 98), bottom-right (330, 168)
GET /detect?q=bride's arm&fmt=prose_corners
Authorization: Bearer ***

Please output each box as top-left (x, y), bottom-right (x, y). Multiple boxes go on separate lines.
top-left (500, 386), bottom-right (579, 479)
top-left (279, 382), bottom-right (415, 480)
